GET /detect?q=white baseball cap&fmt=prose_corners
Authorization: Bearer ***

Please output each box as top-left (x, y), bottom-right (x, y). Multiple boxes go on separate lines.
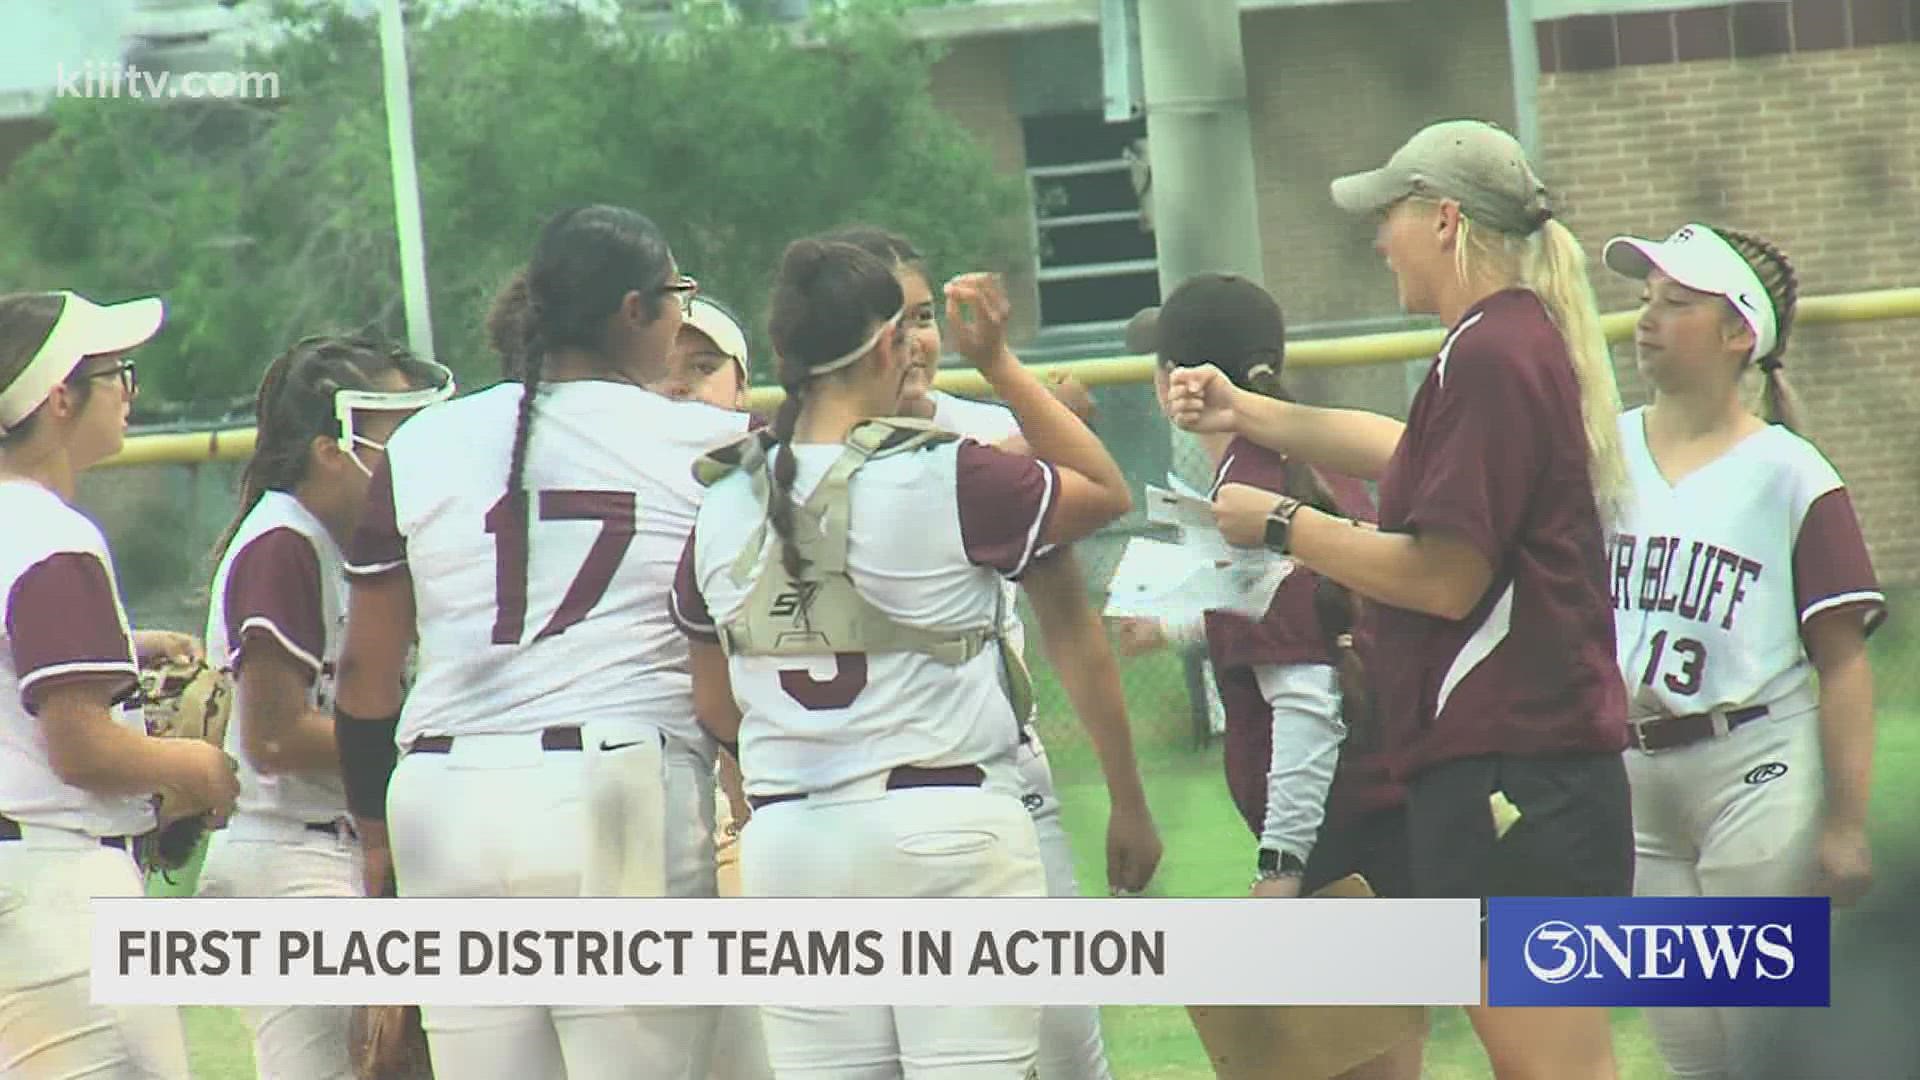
top-left (0, 291), bottom-right (164, 432)
top-left (1603, 224), bottom-right (1778, 363)
top-left (684, 297), bottom-right (749, 369)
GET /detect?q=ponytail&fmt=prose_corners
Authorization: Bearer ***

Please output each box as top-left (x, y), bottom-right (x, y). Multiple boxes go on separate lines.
top-left (1452, 208), bottom-right (1628, 524)
top-left (1711, 227), bottom-right (1802, 435)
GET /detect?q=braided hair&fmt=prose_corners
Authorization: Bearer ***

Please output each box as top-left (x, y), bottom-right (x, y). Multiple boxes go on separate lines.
top-left (1710, 227), bottom-right (1803, 433)
top-left (763, 238), bottom-right (905, 582)
top-left (507, 205), bottom-right (676, 521)
top-left (212, 335), bottom-right (440, 574)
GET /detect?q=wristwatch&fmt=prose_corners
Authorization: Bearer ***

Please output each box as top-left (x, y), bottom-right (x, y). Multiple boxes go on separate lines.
top-left (1255, 847), bottom-right (1306, 886)
top-left (1262, 496), bottom-right (1303, 554)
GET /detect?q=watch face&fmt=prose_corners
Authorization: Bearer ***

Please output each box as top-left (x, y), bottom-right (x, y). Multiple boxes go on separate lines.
top-left (1263, 512), bottom-right (1289, 551)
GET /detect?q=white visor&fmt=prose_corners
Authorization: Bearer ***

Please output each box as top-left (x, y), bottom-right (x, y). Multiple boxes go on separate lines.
top-left (1603, 224), bottom-right (1778, 363)
top-left (684, 297), bottom-right (749, 368)
top-left (0, 292), bottom-right (164, 432)
top-left (333, 358), bottom-right (458, 451)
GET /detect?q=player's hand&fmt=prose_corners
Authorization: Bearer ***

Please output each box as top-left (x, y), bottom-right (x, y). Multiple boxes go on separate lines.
top-left (1212, 483), bottom-right (1285, 549)
top-left (1164, 364), bottom-right (1243, 435)
top-left (164, 740), bottom-right (240, 821)
top-left (1044, 370), bottom-right (1097, 426)
top-left (1816, 820), bottom-right (1873, 907)
top-left (1112, 617), bottom-right (1168, 658)
top-left (1105, 799), bottom-right (1163, 895)
top-left (1251, 875), bottom-right (1302, 899)
top-left (943, 273), bottom-right (1015, 372)
top-left (135, 630), bottom-right (203, 667)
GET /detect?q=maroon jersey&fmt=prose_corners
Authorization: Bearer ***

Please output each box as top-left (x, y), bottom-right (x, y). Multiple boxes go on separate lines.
top-left (1370, 289), bottom-right (1627, 778)
top-left (1204, 437), bottom-right (1404, 824)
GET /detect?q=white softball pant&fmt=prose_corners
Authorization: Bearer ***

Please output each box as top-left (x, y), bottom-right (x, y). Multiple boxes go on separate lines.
top-left (1626, 690), bottom-right (1823, 1080)
top-left (196, 816), bottom-right (365, 1080)
top-left (386, 721), bottom-right (719, 1080)
top-left (0, 829), bottom-right (190, 1079)
top-left (1013, 733), bottom-right (1114, 1080)
top-left (740, 771), bottom-right (1046, 1079)
top-left (710, 787), bottom-right (773, 1080)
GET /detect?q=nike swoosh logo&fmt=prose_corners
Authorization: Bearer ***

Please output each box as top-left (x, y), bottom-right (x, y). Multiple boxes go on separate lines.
top-left (600, 740), bottom-right (647, 752)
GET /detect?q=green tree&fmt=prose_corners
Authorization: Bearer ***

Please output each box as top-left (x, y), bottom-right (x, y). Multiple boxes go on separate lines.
top-left (0, 0), bottom-right (1028, 418)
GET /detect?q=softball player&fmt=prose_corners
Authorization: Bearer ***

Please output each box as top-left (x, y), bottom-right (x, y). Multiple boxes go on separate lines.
top-left (673, 239), bottom-right (1132, 1079)
top-left (0, 290), bottom-right (239, 1079)
top-left (1171, 121), bottom-right (1632, 1079)
top-left (197, 336), bottom-right (451, 1080)
top-left (655, 296), bottom-right (775, 1080)
top-left (1125, 276), bottom-right (1424, 1080)
top-left (829, 225), bottom-right (1161, 1080)
top-left (1603, 224), bottom-right (1884, 1079)
top-left (334, 205), bottom-right (741, 1080)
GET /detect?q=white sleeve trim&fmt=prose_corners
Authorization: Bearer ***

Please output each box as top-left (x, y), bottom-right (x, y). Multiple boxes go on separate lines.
top-left (1005, 462), bottom-right (1057, 579)
top-left (343, 558), bottom-right (406, 577)
top-left (234, 616), bottom-right (324, 675)
top-left (18, 659), bottom-right (138, 696)
top-left (669, 585), bottom-right (717, 635)
top-left (1800, 590), bottom-right (1887, 626)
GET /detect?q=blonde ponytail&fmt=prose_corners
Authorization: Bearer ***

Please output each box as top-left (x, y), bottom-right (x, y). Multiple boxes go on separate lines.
top-left (1527, 219), bottom-right (1627, 524)
top-left (1450, 208), bottom-right (1628, 525)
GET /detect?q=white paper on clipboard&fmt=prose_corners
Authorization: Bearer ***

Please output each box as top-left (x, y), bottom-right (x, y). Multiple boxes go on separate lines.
top-left (1102, 537), bottom-right (1295, 622)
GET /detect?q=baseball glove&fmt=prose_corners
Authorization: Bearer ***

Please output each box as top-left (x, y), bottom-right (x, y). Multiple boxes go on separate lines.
top-left (350, 881), bottom-right (435, 1079)
top-left (136, 656), bottom-right (234, 873)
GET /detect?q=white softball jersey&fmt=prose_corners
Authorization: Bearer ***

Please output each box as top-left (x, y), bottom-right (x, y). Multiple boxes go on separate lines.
top-left (673, 435), bottom-right (1058, 798)
top-left (0, 480), bottom-right (154, 837)
top-left (349, 381), bottom-right (751, 748)
top-left (1609, 407), bottom-right (1885, 718)
top-left (206, 490), bottom-right (350, 824)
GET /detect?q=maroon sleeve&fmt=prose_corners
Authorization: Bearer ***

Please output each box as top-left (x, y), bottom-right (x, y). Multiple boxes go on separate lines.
top-left (1402, 337), bottom-right (1539, 567)
top-left (6, 552), bottom-right (135, 713)
top-left (346, 458), bottom-right (406, 576)
top-left (1794, 488), bottom-right (1886, 636)
top-left (1214, 438), bottom-right (1291, 497)
top-left (225, 527), bottom-right (326, 679)
top-left (670, 529), bottom-right (719, 643)
top-left (956, 439), bottom-right (1060, 577)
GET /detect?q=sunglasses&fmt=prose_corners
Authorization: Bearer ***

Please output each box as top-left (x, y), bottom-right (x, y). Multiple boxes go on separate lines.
top-left (71, 357), bottom-right (137, 399)
top-left (659, 274), bottom-right (700, 315)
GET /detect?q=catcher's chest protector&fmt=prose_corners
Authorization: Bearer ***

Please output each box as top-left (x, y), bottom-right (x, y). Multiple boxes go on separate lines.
top-left (695, 419), bottom-right (1032, 719)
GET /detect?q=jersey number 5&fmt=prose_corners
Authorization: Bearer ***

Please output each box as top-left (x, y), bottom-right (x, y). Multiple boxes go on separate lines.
top-left (486, 490), bottom-right (637, 645)
top-left (1640, 630), bottom-right (1706, 696)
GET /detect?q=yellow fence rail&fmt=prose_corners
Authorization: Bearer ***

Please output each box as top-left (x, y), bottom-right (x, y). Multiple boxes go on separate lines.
top-left (101, 286), bottom-right (1920, 470)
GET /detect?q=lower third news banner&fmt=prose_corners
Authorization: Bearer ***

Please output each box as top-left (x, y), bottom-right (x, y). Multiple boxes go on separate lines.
top-left (1486, 897), bottom-right (1831, 1008)
top-left (93, 898), bottom-right (1481, 1008)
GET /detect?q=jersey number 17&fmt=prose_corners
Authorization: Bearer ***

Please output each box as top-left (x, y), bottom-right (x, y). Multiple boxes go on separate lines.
top-left (485, 490), bottom-right (636, 645)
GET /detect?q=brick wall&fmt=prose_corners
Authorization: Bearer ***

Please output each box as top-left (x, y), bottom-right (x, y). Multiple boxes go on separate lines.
top-left (1537, 34), bottom-right (1920, 583)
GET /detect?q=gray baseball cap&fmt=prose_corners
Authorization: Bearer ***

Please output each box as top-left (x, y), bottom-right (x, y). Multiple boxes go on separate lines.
top-left (1330, 119), bottom-right (1551, 236)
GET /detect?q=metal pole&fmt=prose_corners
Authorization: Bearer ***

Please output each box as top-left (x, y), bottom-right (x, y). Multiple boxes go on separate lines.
top-left (1136, 0), bottom-right (1265, 739)
top-left (1505, 0), bottom-right (1542, 161)
top-left (1136, 0), bottom-right (1265, 290)
top-left (377, 0), bottom-right (435, 360)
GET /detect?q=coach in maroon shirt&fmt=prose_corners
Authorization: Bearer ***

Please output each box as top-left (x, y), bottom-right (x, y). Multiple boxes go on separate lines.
top-left (1167, 120), bottom-right (1633, 1079)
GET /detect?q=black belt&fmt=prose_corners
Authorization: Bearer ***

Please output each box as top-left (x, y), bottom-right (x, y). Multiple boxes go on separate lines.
top-left (408, 726), bottom-right (583, 755)
top-left (748, 764), bottom-right (986, 811)
top-left (0, 813), bottom-right (134, 850)
top-left (1630, 704), bottom-right (1769, 753)
top-left (305, 819), bottom-right (357, 840)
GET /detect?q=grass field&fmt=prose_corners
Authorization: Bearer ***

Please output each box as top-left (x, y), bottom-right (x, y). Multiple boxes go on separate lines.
top-left (173, 603), bottom-right (1920, 1079)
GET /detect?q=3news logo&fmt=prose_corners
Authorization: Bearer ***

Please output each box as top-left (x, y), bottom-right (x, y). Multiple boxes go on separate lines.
top-left (1487, 897), bottom-right (1830, 1007)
